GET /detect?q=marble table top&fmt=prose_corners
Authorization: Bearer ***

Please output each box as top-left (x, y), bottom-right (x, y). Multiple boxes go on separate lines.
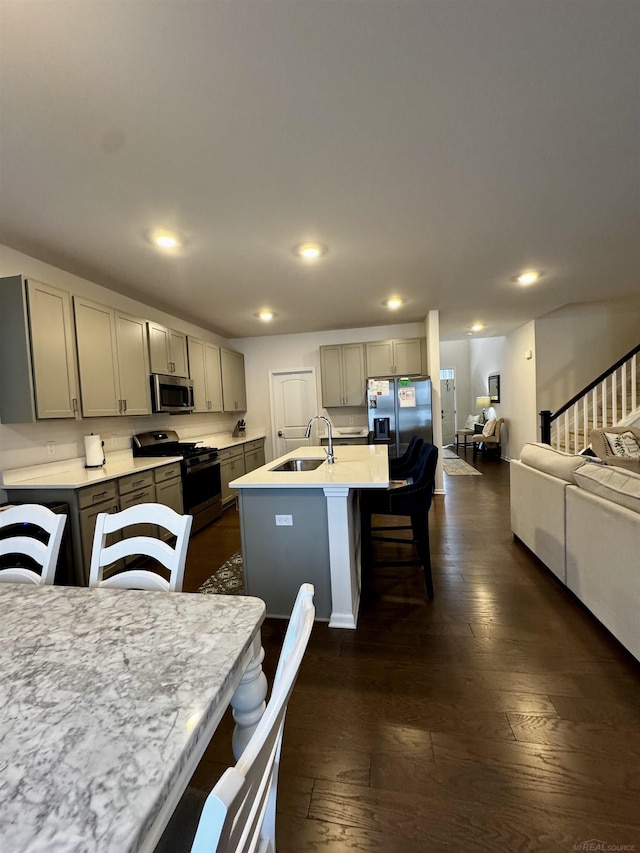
top-left (0, 584), bottom-right (265, 853)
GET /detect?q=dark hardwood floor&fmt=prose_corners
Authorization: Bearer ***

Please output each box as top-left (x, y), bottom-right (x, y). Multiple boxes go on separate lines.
top-left (176, 449), bottom-right (640, 852)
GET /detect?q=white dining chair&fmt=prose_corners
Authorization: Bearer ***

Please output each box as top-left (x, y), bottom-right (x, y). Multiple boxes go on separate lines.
top-left (0, 504), bottom-right (67, 585)
top-left (172, 583), bottom-right (314, 853)
top-left (89, 503), bottom-right (193, 592)
top-left (154, 583), bottom-right (315, 853)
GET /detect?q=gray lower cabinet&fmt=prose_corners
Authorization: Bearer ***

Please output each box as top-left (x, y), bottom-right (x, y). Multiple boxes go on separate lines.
top-left (154, 463), bottom-right (183, 541)
top-left (238, 488), bottom-right (331, 620)
top-left (117, 471), bottom-right (156, 565)
top-left (77, 482), bottom-right (120, 583)
top-left (219, 446), bottom-right (245, 507)
top-left (243, 438), bottom-right (266, 473)
top-left (5, 461), bottom-right (183, 586)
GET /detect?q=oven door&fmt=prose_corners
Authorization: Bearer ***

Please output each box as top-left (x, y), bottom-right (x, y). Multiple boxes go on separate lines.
top-left (182, 459), bottom-right (222, 531)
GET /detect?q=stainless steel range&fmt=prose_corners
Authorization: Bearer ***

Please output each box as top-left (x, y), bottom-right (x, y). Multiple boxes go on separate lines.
top-left (132, 430), bottom-right (222, 534)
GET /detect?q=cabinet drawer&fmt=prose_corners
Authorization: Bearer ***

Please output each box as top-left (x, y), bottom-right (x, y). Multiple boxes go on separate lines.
top-left (118, 470), bottom-right (155, 496)
top-left (78, 481), bottom-right (118, 510)
top-left (244, 449), bottom-right (265, 473)
top-left (119, 485), bottom-right (155, 510)
top-left (154, 462), bottom-right (181, 483)
top-left (218, 445), bottom-right (244, 463)
top-left (243, 439), bottom-right (264, 455)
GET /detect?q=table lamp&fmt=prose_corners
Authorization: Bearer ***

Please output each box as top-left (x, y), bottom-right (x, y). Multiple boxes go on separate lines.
top-left (476, 396), bottom-right (491, 422)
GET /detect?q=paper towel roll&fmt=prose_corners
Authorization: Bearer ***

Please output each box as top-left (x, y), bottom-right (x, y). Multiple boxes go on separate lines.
top-left (84, 434), bottom-right (105, 468)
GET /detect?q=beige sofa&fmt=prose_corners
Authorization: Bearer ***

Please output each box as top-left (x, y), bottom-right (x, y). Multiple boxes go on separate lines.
top-left (511, 443), bottom-right (640, 661)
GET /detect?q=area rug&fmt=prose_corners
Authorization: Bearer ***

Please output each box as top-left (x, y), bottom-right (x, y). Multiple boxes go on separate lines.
top-left (443, 455), bottom-right (482, 476)
top-left (442, 447), bottom-right (458, 459)
top-left (198, 552), bottom-right (245, 595)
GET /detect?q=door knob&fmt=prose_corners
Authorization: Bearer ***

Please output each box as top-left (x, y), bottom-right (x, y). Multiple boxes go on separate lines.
top-left (278, 430), bottom-right (284, 437)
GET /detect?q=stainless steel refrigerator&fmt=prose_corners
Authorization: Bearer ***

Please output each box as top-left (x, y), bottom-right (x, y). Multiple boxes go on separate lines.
top-left (367, 376), bottom-right (433, 458)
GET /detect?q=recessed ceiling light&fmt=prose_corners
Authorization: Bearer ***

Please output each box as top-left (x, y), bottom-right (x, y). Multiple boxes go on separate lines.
top-left (258, 310), bottom-right (274, 322)
top-left (293, 242), bottom-right (327, 260)
top-left (148, 229), bottom-right (184, 249)
top-left (470, 323), bottom-right (484, 332)
top-left (385, 297), bottom-right (403, 310)
top-left (514, 270), bottom-right (542, 286)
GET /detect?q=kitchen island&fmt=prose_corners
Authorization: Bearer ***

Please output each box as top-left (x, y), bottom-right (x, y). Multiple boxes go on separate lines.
top-left (230, 444), bottom-right (389, 628)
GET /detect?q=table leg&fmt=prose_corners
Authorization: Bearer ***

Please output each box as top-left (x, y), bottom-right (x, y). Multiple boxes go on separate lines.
top-left (230, 633), bottom-right (267, 758)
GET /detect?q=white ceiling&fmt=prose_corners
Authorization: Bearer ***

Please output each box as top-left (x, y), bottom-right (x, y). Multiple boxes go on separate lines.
top-left (1, 0), bottom-right (638, 341)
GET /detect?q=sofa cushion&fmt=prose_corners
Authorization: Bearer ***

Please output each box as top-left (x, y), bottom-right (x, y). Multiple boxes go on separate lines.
top-left (604, 430), bottom-right (640, 459)
top-left (482, 418), bottom-right (496, 437)
top-left (574, 463), bottom-right (640, 514)
top-left (519, 442), bottom-right (589, 483)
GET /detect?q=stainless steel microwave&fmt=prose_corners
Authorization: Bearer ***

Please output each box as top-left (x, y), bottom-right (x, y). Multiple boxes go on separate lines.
top-left (151, 373), bottom-right (195, 414)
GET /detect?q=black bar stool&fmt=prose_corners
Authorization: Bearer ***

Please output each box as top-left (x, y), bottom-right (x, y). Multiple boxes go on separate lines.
top-left (361, 443), bottom-right (439, 599)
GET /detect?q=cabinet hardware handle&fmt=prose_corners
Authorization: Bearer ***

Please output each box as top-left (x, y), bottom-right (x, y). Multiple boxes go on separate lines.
top-left (131, 480), bottom-right (144, 487)
top-left (93, 491), bottom-right (108, 499)
top-left (72, 398), bottom-right (78, 413)
top-left (123, 399), bottom-right (127, 413)
top-left (131, 491), bottom-right (146, 500)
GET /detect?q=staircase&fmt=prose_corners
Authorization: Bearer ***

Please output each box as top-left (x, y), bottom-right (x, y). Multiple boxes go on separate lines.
top-left (540, 345), bottom-right (640, 453)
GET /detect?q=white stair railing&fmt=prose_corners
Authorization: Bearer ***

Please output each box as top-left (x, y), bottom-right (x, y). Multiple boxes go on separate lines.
top-left (543, 348), bottom-right (640, 453)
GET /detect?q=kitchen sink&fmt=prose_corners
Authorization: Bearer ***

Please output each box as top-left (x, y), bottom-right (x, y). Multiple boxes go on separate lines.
top-left (270, 458), bottom-right (325, 472)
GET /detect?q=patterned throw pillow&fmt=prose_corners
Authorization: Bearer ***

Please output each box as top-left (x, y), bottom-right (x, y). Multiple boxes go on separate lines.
top-left (482, 418), bottom-right (497, 438)
top-left (604, 430), bottom-right (640, 459)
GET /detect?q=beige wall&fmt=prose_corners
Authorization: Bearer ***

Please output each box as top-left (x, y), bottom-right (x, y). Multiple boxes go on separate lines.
top-left (503, 321), bottom-right (538, 459)
top-left (535, 299), bottom-right (640, 413)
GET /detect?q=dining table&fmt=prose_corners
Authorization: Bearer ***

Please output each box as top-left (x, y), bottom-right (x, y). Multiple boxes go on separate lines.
top-left (0, 583), bottom-right (267, 853)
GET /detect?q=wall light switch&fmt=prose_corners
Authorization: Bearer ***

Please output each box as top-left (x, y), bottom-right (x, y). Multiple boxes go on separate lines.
top-left (275, 514), bottom-right (293, 526)
top-left (46, 441), bottom-right (56, 456)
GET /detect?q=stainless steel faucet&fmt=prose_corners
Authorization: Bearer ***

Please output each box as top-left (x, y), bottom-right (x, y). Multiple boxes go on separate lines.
top-left (305, 416), bottom-right (336, 464)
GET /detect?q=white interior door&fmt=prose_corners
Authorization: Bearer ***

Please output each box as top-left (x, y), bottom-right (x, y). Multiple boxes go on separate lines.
top-left (440, 375), bottom-right (456, 446)
top-left (270, 369), bottom-right (317, 458)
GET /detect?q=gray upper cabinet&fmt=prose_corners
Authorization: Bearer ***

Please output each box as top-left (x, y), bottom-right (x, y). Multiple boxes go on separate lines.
top-left (188, 336), bottom-right (223, 412)
top-left (365, 338), bottom-right (424, 376)
top-left (221, 348), bottom-right (247, 412)
top-left (148, 321), bottom-right (189, 377)
top-left (0, 275), bottom-right (79, 423)
top-left (74, 297), bottom-right (151, 417)
top-left (320, 344), bottom-right (366, 407)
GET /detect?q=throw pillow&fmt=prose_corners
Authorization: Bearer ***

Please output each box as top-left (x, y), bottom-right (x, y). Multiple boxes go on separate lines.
top-left (464, 415), bottom-right (480, 430)
top-left (482, 418), bottom-right (496, 438)
top-left (604, 430), bottom-right (640, 459)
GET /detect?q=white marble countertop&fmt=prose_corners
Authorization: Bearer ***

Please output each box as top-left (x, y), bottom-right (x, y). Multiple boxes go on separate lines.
top-left (1, 450), bottom-right (181, 490)
top-left (230, 444), bottom-right (389, 490)
top-left (0, 583), bottom-right (265, 853)
top-left (190, 429), bottom-right (266, 451)
top-left (1, 433), bottom-right (268, 490)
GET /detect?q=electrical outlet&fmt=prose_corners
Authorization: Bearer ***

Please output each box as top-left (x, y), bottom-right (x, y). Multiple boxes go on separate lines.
top-left (46, 441), bottom-right (56, 456)
top-left (111, 434), bottom-right (118, 450)
top-left (275, 514), bottom-right (293, 526)
top-left (348, 417), bottom-right (354, 424)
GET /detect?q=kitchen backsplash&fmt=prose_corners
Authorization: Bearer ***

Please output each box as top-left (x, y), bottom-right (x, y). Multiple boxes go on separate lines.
top-left (0, 411), bottom-right (239, 476)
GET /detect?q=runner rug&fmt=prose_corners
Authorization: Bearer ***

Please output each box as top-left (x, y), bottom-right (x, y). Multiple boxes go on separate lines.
top-left (442, 447), bottom-right (482, 476)
top-left (197, 551), bottom-right (245, 595)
